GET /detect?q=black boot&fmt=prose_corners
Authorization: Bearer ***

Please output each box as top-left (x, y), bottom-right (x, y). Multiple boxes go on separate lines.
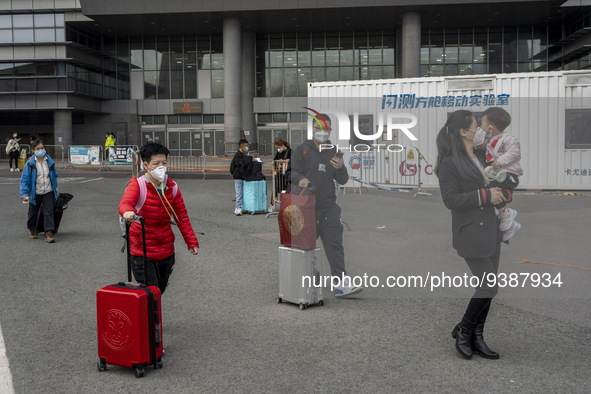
top-left (472, 323), bottom-right (500, 359)
top-left (451, 318), bottom-right (475, 359)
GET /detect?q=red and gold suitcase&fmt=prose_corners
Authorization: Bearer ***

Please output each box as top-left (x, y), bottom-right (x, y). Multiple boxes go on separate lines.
top-left (278, 186), bottom-right (317, 250)
top-left (96, 217), bottom-right (164, 378)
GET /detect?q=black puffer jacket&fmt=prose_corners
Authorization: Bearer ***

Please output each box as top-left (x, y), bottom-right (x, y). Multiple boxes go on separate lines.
top-left (230, 151), bottom-right (252, 180)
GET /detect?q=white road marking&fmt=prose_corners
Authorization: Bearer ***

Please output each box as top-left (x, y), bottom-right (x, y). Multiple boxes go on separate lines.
top-left (0, 177), bottom-right (97, 185)
top-left (0, 324), bottom-right (14, 394)
top-left (77, 177), bottom-right (103, 184)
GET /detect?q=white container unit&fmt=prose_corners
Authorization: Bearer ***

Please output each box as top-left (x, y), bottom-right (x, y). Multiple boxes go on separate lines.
top-left (307, 71), bottom-right (591, 190)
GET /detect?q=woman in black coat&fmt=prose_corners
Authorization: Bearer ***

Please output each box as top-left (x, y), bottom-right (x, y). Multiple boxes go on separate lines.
top-left (435, 110), bottom-right (507, 360)
top-left (273, 139), bottom-right (292, 193)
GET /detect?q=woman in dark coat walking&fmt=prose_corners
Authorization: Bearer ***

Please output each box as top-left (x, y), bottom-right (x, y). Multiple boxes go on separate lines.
top-left (435, 110), bottom-right (507, 360)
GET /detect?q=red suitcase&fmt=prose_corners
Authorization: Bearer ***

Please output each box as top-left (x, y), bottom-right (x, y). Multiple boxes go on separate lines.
top-left (96, 217), bottom-right (164, 378)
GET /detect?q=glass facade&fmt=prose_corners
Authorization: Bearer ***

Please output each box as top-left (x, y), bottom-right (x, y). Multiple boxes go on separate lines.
top-left (141, 114), bottom-right (224, 125)
top-left (0, 13), bottom-right (65, 43)
top-left (420, 26), bottom-right (549, 77)
top-left (0, 8), bottom-right (589, 108)
top-left (256, 31), bottom-right (396, 97)
top-left (115, 35), bottom-right (225, 100)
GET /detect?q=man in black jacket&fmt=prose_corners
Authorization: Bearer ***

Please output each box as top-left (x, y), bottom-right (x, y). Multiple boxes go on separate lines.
top-left (288, 116), bottom-right (362, 298)
top-left (229, 139), bottom-right (251, 216)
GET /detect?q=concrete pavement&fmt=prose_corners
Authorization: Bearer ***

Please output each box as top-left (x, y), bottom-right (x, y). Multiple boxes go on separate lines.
top-left (0, 170), bottom-right (589, 393)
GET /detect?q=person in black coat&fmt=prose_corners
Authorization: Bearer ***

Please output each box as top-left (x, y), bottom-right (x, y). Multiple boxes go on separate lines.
top-left (229, 139), bottom-right (252, 216)
top-left (435, 110), bottom-right (507, 360)
top-left (288, 115), bottom-right (362, 298)
top-left (272, 139), bottom-right (291, 195)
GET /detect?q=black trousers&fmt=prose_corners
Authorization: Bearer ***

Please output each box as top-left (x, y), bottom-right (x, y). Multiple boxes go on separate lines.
top-left (462, 241), bottom-right (502, 324)
top-left (132, 253), bottom-right (175, 294)
top-left (9, 151), bottom-right (19, 169)
top-left (27, 193), bottom-right (55, 233)
top-left (316, 203), bottom-right (346, 277)
top-left (488, 172), bottom-right (519, 210)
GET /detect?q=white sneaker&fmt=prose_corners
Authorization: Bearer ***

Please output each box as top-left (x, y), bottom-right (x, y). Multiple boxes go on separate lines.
top-left (334, 277), bottom-right (363, 298)
top-left (234, 208), bottom-right (242, 216)
top-left (499, 208), bottom-right (517, 232)
top-left (503, 221), bottom-right (521, 242)
top-left (10, 168), bottom-right (14, 172)
top-left (15, 168), bottom-right (20, 172)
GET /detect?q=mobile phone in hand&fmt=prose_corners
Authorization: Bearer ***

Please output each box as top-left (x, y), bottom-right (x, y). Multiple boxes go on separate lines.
top-left (335, 151), bottom-right (344, 159)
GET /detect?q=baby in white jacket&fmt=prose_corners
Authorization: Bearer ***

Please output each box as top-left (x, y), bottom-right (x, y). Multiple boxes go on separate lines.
top-left (479, 107), bottom-right (523, 242)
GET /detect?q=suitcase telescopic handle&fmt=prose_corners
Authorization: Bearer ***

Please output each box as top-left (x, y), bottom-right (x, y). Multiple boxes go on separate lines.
top-left (125, 215), bottom-right (148, 286)
top-left (138, 216), bottom-right (149, 287)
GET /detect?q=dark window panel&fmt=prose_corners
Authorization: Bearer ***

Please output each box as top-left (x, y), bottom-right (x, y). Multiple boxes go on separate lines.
top-left (211, 70), bottom-right (224, 98)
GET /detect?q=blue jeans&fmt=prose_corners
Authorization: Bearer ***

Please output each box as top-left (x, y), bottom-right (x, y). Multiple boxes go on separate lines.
top-left (234, 179), bottom-right (243, 210)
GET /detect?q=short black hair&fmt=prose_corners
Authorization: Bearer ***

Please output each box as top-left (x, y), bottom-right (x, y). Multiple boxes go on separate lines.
top-left (140, 142), bottom-right (169, 162)
top-left (31, 139), bottom-right (44, 149)
top-left (238, 139), bottom-right (249, 147)
top-left (482, 107), bottom-right (511, 131)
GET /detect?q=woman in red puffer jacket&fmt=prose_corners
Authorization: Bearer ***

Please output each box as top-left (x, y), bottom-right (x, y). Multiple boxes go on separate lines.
top-left (119, 142), bottom-right (199, 293)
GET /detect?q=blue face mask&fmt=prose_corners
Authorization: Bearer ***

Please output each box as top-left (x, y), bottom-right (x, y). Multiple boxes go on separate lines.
top-left (34, 149), bottom-right (46, 157)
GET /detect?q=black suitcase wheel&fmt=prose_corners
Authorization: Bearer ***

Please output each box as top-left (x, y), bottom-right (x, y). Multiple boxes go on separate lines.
top-left (317, 300), bottom-right (324, 306)
top-left (299, 303), bottom-right (307, 310)
top-left (277, 297), bottom-right (283, 303)
top-left (97, 359), bottom-right (107, 372)
top-left (135, 367), bottom-right (145, 378)
top-left (155, 358), bottom-right (163, 369)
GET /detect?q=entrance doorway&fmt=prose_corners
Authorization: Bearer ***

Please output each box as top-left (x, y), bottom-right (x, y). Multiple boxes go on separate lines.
top-left (141, 129), bottom-right (223, 157)
top-left (257, 128), bottom-right (288, 156)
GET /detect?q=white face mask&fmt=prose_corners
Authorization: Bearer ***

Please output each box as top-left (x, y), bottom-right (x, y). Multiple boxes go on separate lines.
top-left (148, 165), bottom-right (167, 182)
top-left (277, 148), bottom-right (284, 153)
top-left (313, 131), bottom-right (330, 143)
top-left (468, 127), bottom-right (486, 146)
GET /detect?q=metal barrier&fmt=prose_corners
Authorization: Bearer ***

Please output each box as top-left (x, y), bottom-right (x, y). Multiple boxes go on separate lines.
top-left (1, 144), bottom-right (68, 170)
top-left (1, 143), bottom-right (30, 159)
top-left (201, 155), bottom-right (232, 179)
top-left (266, 159), bottom-right (290, 217)
top-left (128, 150), bottom-right (232, 178)
top-left (101, 145), bottom-right (140, 171)
top-left (131, 151), bottom-right (142, 177)
top-left (348, 146), bottom-right (433, 194)
top-left (1, 143), bottom-right (30, 171)
top-left (43, 145), bottom-right (66, 169)
top-left (66, 145), bottom-right (102, 169)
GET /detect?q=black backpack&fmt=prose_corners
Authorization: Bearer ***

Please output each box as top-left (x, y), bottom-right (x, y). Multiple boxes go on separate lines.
top-left (246, 160), bottom-right (265, 181)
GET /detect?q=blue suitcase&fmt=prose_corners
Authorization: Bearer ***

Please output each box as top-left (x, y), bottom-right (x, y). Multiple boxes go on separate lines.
top-left (243, 180), bottom-right (267, 214)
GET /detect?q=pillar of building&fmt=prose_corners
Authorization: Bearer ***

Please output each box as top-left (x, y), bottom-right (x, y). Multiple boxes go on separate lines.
top-left (54, 109), bottom-right (72, 148)
top-left (241, 31), bottom-right (256, 148)
top-left (223, 16), bottom-right (242, 155)
top-left (401, 12), bottom-right (421, 78)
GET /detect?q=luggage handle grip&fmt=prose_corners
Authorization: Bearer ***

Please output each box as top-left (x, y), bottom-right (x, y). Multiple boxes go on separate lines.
top-left (117, 281), bottom-right (147, 288)
top-left (125, 215), bottom-right (148, 285)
